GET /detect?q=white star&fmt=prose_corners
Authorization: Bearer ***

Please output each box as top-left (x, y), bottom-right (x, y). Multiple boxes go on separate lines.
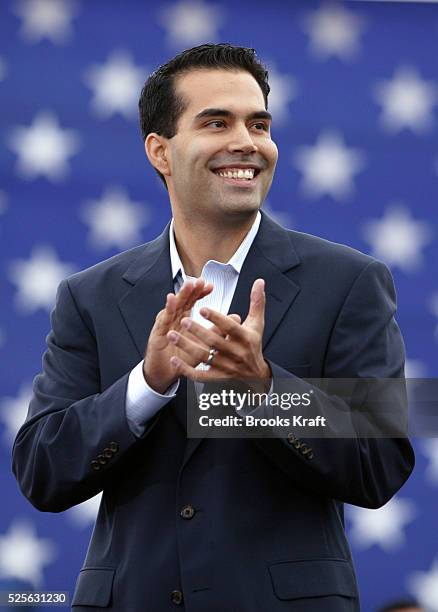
top-left (405, 359), bottom-right (427, 379)
top-left (0, 520), bottom-right (56, 586)
top-left (362, 205), bottom-right (432, 272)
top-left (0, 57), bottom-right (7, 81)
top-left (9, 111), bottom-right (80, 181)
top-left (405, 358), bottom-right (428, 413)
top-left (408, 559), bottom-right (438, 612)
top-left (13, 0), bottom-right (78, 44)
top-left (262, 201), bottom-right (294, 229)
top-left (68, 493), bottom-right (102, 528)
top-left (9, 245), bottom-right (75, 314)
top-left (81, 186), bottom-right (151, 251)
top-left (0, 383), bottom-right (32, 447)
top-left (302, 3), bottom-right (366, 62)
top-left (293, 130), bottom-right (365, 200)
top-left (375, 66), bottom-right (438, 134)
top-left (347, 497), bottom-right (416, 551)
top-left (158, 0), bottom-right (225, 47)
top-left (421, 440), bottom-right (438, 485)
top-left (266, 64), bottom-right (297, 125)
top-left (84, 51), bottom-right (146, 119)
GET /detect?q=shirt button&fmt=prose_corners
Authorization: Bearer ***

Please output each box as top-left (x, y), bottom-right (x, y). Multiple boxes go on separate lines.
top-left (180, 504), bottom-right (196, 520)
top-left (170, 590), bottom-right (183, 605)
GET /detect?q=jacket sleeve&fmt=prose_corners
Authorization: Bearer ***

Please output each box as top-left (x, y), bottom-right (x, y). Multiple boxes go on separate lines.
top-left (252, 260), bottom-right (415, 509)
top-left (12, 279), bottom-right (159, 513)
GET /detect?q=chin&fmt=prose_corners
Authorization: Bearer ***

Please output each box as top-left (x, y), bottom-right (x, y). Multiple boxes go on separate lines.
top-left (222, 198), bottom-right (261, 214)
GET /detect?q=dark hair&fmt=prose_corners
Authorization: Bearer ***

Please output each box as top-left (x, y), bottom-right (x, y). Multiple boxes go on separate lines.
top-left (138, 43), bottom-right (270, 186)
top-left (378, 600), bottom-right (422, 612)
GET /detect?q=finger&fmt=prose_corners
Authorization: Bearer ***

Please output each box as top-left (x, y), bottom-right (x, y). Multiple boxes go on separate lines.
top-left (170, 355), bottom-right (225, 382)
top-left (246, 278), bottom-right (266, 329)
top-left (223, 314), bottom-right (241, 341)
top-left (207, 313), bottom-right (240, 340)
top-left (183, 327), bottom-right (210, 349)
top-left (154, 295), bottom-right (179, 335)
top-left (156, 281), bottom-right (213, 336)
top-left (168, 329), bottom-right (237, 374)
top-left (179, 318), bottom-right (242, 358)
top-left (173, 279), bottom-right (201, 316)
top-left (167, 330), bottom-right (211, 365)
top-left (176, 279), bottom-right (213, 318)
top-left (197, 308), bottom-right (246, 340)
top-left (165, 282), bottom-right (195, 322)
top-left (157, 281), bottom-right (202, 333)
top-left (181, 280), bottom-right (213, 316)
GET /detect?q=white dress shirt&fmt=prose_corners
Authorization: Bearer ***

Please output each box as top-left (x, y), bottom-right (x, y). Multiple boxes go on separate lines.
top-left (125, 212), bottom-right (262, 437)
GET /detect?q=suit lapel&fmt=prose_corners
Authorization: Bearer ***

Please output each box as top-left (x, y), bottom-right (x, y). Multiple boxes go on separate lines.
top-left (118, 223), bottom-right (174, 359)
top-left (118, 224), bottom-right (193, 437)
top-left (227, 238), bottom-right (301, 351)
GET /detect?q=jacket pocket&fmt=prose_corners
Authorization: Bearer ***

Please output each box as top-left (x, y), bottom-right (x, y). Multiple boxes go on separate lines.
top-left (72, 567), bottom-right (116, 607)
top-left (269, 558), bottom-right (357, 600)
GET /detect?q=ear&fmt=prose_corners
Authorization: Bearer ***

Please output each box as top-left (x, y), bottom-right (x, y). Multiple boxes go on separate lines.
top-left (145, 133), bottom-right (171, 177)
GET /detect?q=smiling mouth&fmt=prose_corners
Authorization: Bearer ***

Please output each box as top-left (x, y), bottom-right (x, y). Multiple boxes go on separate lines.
top-left (212, 167), bottom-right (260, 185)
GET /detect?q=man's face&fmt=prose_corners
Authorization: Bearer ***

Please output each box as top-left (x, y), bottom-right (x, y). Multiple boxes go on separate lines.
top-left (163, 68), bottom-right (278, 222)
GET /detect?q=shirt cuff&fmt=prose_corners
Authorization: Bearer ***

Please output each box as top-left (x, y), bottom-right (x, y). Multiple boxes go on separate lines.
top-left (125, 360), bottom-right (180, 437)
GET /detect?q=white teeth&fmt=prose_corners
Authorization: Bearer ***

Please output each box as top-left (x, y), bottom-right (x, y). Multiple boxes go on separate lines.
top-left (216, 168), bottom-right (256, 180)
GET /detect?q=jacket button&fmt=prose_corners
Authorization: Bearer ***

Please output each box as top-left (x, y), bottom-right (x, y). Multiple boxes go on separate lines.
top-left (108, 441), bottom-right (119, 453)
top-left (103, 448), bottom-right (113, 459)
top-left (97, 454), bottom-right (107, 465)
top-left (302, 446), bottom-right (314, 459)
top-left (180, 504), bottom-right (196, 520)
top-left (293, 440), bottom-right (303, 450)
top-left (90, 460), bottom-right (101, 471)
top-left (170, 590), bottom-right (183, 605)
top-left (287, 433), bottom-right (296, 444)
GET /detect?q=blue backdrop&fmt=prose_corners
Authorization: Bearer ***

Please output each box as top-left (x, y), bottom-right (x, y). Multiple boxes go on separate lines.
top-left (1, 1), bottom-right (437, 610)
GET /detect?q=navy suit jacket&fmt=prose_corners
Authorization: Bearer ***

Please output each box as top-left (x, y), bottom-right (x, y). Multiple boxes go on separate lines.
top-left (12, 212), bottom-right (414, 611)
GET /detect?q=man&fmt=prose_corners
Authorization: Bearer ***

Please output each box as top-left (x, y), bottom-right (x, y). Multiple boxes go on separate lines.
top-left (12, 44), bottom-right (414, 611)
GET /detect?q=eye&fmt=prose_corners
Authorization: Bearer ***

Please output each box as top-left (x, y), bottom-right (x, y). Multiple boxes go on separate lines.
top-left (252, 122), bottom-right (268, 131)
top-left (206, 120), bottom-right (226, 128)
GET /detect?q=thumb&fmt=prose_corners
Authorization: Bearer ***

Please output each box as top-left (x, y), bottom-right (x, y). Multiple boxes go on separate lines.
top-left (246, 279), bottom-right (266, 329)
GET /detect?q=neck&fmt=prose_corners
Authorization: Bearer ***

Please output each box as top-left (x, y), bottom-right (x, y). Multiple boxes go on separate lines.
top-left (172, 211), bottom-right (258, 277)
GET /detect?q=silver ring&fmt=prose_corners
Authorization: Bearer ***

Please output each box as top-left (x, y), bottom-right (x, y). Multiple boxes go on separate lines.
top-left (206, 348), bottom-right (217, 366)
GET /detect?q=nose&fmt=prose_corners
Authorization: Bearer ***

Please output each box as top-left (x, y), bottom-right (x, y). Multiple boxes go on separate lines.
top-left (226, 124), bottom-right (258, 154)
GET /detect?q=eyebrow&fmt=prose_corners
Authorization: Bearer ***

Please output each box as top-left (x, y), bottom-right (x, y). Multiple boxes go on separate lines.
top-left (193, 108), bottom-right (273, 123)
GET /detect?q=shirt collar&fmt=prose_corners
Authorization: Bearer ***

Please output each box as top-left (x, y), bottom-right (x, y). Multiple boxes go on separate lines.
top-left (169, 211), bottom-right (261, 281)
